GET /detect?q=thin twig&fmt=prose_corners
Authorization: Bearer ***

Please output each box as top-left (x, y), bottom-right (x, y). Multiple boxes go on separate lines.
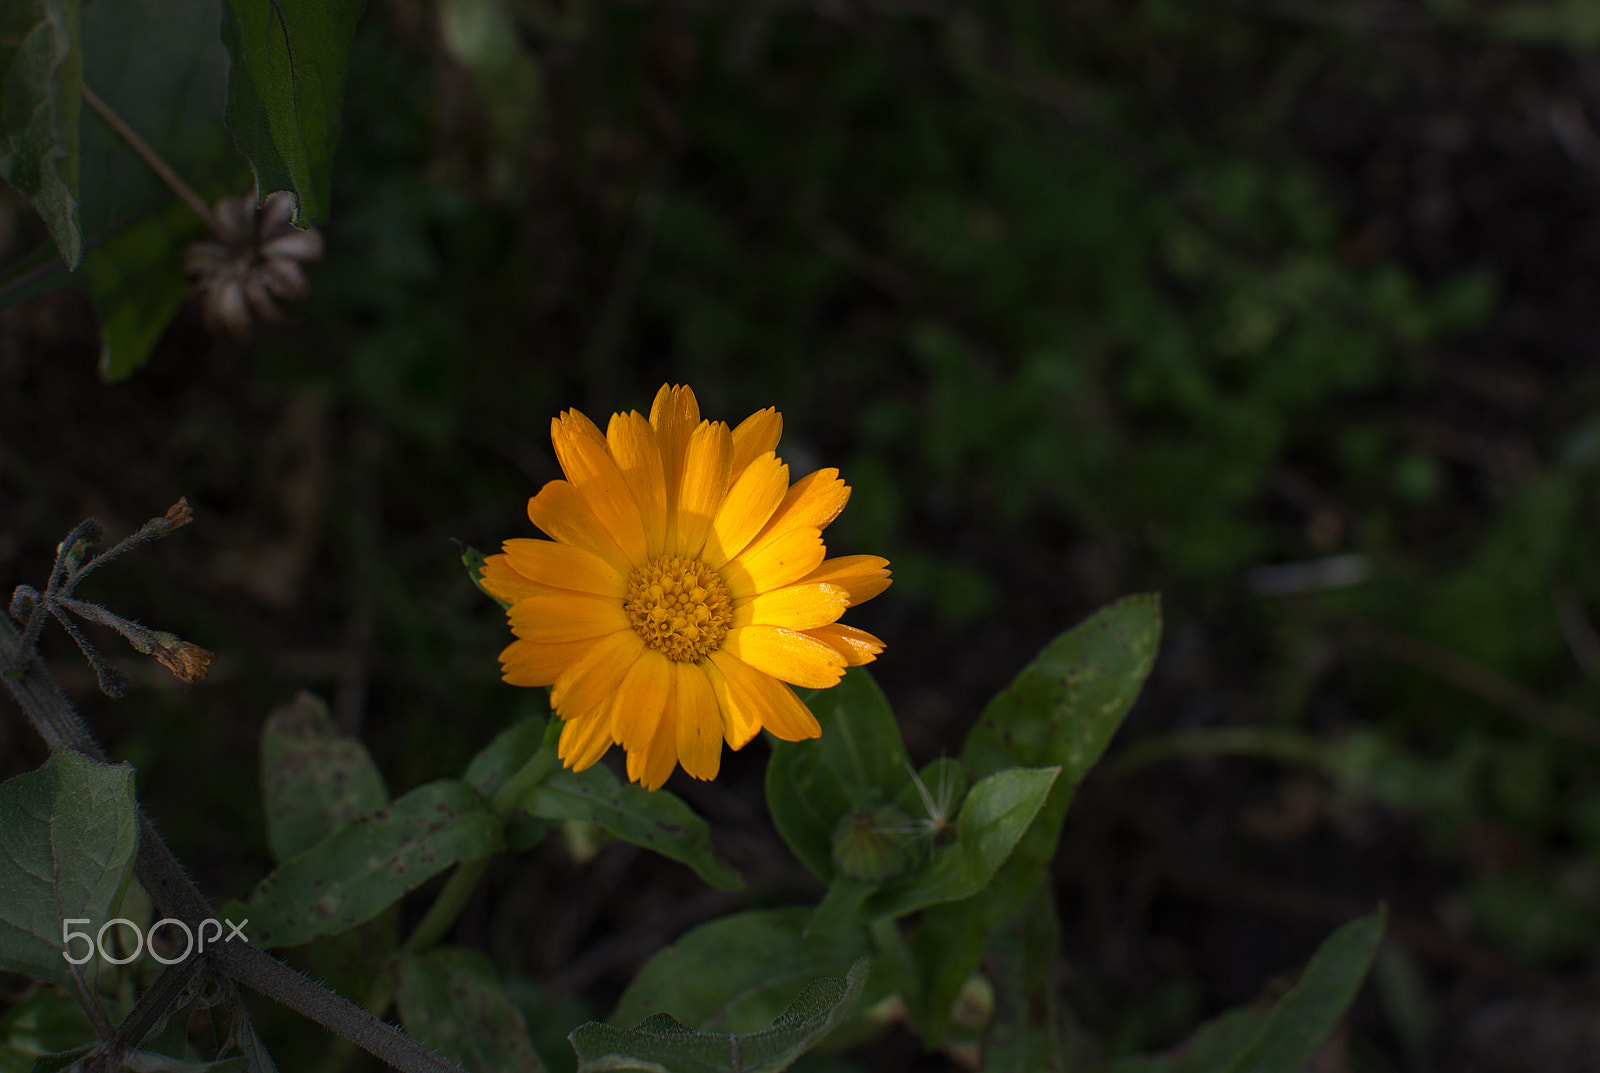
top-left (80, 84), bottom-right (216, 231)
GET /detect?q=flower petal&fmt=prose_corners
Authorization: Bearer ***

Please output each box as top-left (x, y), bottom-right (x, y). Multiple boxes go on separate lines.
top-left (803, 623), bottom-right (885, 666)
top-left (628, 686), bottom-right (679, 791)
top-left (480, 553), bottom-right (553, 605)
top-left (558, 710), bottom-right (615, 771)
top-left (673, 662), bottom-right (722, 781)
top-left (723, 625), bottom-right (846, 688)
top-left (499, 637), bottom-right (594, 687)
top-left (502, 539), bottom-right (627, 598)
top-left (607, 410), bottom-right (668, 558)
top-left (550, 630), bottom-right (645, 718)
top-left (508, 592), bottom-right (629, 643)
top-left (729, 406), bottom-right (781, 487)
top-left (610, 649), bottom-right (673, 754)
top-left (722, 526), bottom-right (826, 599)
top-left (672, 419), bottom-right (732, 559)
top-left (734, 582), bottom-right (850, 630)
top-left (701, 656), bottom-right (763, 749)
top-left (650, 384), bottom-right (701, 521)
top-left (708, 649), bottom-right (820, 741)
top-left (757, 468), bottom-right (849, 541)
top-left (526, 479), bottom-right (634, 576)
top-left (800, 555), bottom-right (892, 606)
top-left (704, 451), bottom-right (789, 569)
top-left (551, 409), bottom-right (649, 567)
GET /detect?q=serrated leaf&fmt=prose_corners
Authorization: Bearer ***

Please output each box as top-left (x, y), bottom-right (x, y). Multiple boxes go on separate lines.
top-left (913, 594), bottom-right (1162, 1042)
top-left (0, 751), bottom-right (138, 990)
top-left (575, 957), bottom-right (869, 1073)
top-left (766, 668), bottom-right (909, 882)
top-left (259, 691), bottom-right (388, 863)
top-left (527, 764), bottom-right (742, 891)
top-left (865, 766), bottom-right (1058, 919)
top-left (222, 1012), bottom-right (278, 1073)
top-left (396, 946), bottom-right (548, 1073)
top-left (242, 779), bottom-right (502, 948)
top-left (219, 0), bottom-right (365, 226)
top-left (0, 0), bottom-right (82, 267)
top-left (463, 546), bottom-right (512, 611)
top-left (611, 909), bottom-right (871, 1035)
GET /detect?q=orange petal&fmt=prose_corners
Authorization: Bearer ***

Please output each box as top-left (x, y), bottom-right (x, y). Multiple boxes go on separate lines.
top-left (800, 555), bottom-right (892, 606)
top-left (650, 384), bottom-right (700, 522)
top-left (508, 592), bottom-right (629, 643)
top-left (550, 630), bottom-right (645, 718)
top-left (734, 582), bottom-right (850, 630)
top-left (705, 452), bottom-right (789, 569)
top-left (551, 410), bottom-right (649, 568)
top-left (708, 649), bottom-right (820, 741)
top-left (502, 539), bottom-right (627, 598)
top-left (723, 625), bottom-right (845, 688)
top-left (803, 623), bottom-right (885, 666)
top-left (526, 480), bottom-right (634, 576)
top-left (558, 710), bottom-right (615, 771)
top-left (628, 684), bottom-right (679, 790)
top-left (610, 649), bottom-right (673, 755)
top-left (701, 655), bottom-right (762, 749)
top-left (729, 406), bottom-right (782, 487)
top-left (672, 420), bottom-right (732, 559)
top-left (723, 526), bottom-right (826, 599)
top-left (673, 662), bottom-right (722, 781)
top-left (758, 468), bottom-right (849, 541)
top-left (499, 637), bottom-right (594, 687)
top-left (607, 410), bottom-right (668, 558)
top-left (479, 553), bottom-right (556, 605)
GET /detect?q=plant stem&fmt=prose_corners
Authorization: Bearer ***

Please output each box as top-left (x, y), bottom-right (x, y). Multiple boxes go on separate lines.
top-left (80, 84), bottom-right (216, 231)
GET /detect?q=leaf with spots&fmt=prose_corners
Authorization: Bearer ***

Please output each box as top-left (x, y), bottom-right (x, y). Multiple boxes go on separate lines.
top-left (527, 764), bottom-right (743, 891)
top-left (911, 593), bottom-right (1162, 1042)
top-left (241, 779), bottom-right (502, 949)
top-left (396, 946), bottom-right (548, 1073)
top-left (0, 750), bottom-right (138, 991)
top-left (575, 956), bottom-right (870, 1073)
top-left (259, 691), bottom-right (388, 863)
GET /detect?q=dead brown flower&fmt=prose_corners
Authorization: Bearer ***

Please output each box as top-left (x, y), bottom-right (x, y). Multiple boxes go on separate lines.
top-left (184, 190), bottom-right (325, 339)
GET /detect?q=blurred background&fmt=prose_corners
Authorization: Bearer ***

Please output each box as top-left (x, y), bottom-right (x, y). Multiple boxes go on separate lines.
top-left (4, 1), bottom-right (1600, 1069)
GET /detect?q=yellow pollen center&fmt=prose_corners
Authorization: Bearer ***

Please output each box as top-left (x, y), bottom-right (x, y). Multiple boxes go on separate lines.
top-left (625, 555), bottom-right (734, 663)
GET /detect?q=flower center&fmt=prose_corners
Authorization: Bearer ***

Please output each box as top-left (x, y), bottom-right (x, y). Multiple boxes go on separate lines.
top-left (625, 555), bottom-right (734, 663)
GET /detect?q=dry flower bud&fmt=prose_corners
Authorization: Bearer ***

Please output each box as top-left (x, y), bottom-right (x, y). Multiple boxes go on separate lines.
top-left (185, 189), bottom-right (325, 340)
top-left (152, 638), bottom-right (216, 684)
top-left (163, 498), bottom-right (194, 530)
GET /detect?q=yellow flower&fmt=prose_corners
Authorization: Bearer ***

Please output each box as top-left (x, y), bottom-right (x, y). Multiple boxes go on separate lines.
top-left (483, 384), bottom-right (891, 790)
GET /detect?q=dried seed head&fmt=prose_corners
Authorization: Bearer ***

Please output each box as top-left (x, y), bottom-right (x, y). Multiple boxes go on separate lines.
top-left (185, 190), bottom-right (324, 339)
top-left (151, 638), bottom-right (216, 684)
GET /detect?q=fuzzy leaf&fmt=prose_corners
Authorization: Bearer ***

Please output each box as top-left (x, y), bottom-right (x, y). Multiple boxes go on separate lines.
top-left (0, 751), bottom-right (138, 990)
top-left (0, 0), bottom-right (82, 267)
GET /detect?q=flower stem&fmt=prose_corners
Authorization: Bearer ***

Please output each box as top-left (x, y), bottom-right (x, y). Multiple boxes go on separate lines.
top-left (80, 84), bottom-right (216, 231)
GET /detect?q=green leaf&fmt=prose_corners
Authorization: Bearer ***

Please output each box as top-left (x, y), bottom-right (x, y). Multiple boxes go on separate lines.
top-left (0, 0), bottom-right (82, 267)
top-left (766, 668), bottom-right (910, 882)
top-left (464, 713), bottom-right (549, 798)
top-left (611, 908), bottom-right (871, 1035)
top-left (865, 766), bottom-right (1058, 920)
top-left (913, 594), bottom-right (1162, 1042)
top-left (464, 546), bottom-right (512, 611)
top-left (572, 957), bottom-right (869, 1073)
top-left (985, 882), bottom-right (1064, 1072)
top-left (527, 765), bottom-right (742, 891)
top-left (0, 751), bottom-right (138, 990)
top-left (121, 1053), bottom-right (248, 1073)
top-left (1217, 910), bottom-right (1386, 1073)
top-left (259, 692), bottom-right (388, 863)
top-left (84, 201), bottom-right (197, 380)
top-left (396, 946), bottom-right (548, 1073)
top-left (242, 779), bottom-right (502, 948)
top-left (219, 0), bottom-right (365, 225)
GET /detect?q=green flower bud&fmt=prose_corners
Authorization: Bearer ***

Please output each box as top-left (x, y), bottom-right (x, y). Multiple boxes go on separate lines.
top-left (831, 806), bottom-right (913, 881)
